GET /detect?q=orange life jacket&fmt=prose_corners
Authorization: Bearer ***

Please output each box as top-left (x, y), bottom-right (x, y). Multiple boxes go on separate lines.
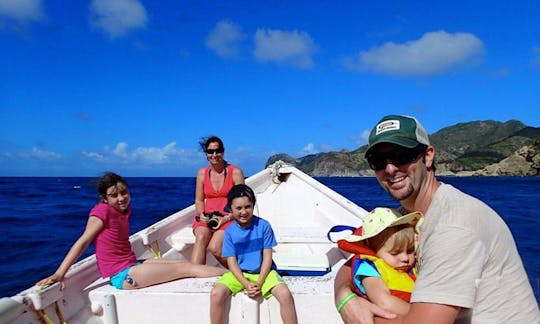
top-left (353, 254), bottom-right (416, 301)
top-left (330, 225), bottom-right (416, 302)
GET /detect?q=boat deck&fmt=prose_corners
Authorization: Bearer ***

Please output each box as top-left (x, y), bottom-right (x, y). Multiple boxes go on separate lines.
top-left (88, 257), bottom-right (349, 324)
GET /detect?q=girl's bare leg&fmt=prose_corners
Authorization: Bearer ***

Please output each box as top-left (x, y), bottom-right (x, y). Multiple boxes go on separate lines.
top-left (125, 260), bottom-right (225, 289)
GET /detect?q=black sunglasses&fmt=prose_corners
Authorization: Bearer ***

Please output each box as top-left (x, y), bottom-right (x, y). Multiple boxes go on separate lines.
top-left (367, 145), bottom-right (427, 171)
top-left (206, 148), bottom-right (224, 155)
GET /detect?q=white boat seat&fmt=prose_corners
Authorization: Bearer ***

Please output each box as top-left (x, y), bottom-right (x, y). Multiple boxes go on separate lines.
top-left (273, 227), bottom-right (329, 243)
top-left (168, 226), bottom-right (332, 274)
top-left (272, 227), bottom-right (332, 275)
top-left (169, 227), bottom-right (329, 248)
top-left (138, 226), bottom-right (166, 259)
top-left (274, 253), bottom-right (330, 275)
top-left (170, 227), bottom-right (196, 251)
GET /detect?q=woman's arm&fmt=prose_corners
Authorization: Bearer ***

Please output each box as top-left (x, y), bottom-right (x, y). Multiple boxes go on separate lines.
top-left (232, 167), bottom-right (245, 185)
top-left (36, 216), bottom-right (104, 290)
top-left (362, 277), bottom-right (410, 315)
top-left (194, 168), bottom-right (207, 220)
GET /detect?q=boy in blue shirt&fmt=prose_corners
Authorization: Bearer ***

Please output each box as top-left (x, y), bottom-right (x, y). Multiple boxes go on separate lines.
top-left (210, 184), bottom-right (297, 324)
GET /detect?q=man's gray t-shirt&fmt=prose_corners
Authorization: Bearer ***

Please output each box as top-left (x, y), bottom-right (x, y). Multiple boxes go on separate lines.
top-left (412, 184), bottom-right (539, 323)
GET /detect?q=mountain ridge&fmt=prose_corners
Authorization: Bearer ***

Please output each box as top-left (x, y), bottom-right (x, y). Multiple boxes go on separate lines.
top-left (266, 120), bottom-right (540, 176)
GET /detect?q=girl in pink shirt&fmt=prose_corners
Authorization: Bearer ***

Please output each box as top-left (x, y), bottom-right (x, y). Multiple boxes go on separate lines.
top-left (37, 172), bottom-right (225, 290)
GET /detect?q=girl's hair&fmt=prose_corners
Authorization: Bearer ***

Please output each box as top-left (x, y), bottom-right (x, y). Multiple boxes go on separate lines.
top-left (365, 225), bottom-right (415, 253)
top-left (97, 172), bottom-right (128, 196)
top-left (227, 184), bottom-right (256, 208)
top-left (199, 135), bottom-right (225, 152)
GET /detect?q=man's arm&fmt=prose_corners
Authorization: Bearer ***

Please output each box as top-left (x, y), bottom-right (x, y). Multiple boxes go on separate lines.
top-left (374, 303), bottom-right (460, 324)
top-left (334, 259), bottom-right (396, 324)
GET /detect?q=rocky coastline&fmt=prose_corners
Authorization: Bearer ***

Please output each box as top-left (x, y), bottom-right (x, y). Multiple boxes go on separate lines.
top-left (436, 142), bottom-right (540, 176)
top-left (266, 120), bottom-right (540, 177)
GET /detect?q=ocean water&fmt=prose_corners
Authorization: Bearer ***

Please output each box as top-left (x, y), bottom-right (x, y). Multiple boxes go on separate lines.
top-left (0, 176), bottom-right (538, 304)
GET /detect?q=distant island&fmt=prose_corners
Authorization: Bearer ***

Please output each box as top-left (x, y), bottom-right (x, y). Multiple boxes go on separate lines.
top-left (266, 120), bottom-right (540, 176)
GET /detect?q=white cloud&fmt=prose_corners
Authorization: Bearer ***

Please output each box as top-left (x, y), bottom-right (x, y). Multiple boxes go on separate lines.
top-left (1, 142), bottom-right (267, 176)
top-left (89, 0), bottom-right (147, 38)
top-left (344, 30), bottom-right (485, 77)
top-left (112, 142), bottom-right (129, 158)
top-left (25, 147), bottom-right (61, 159)
top-left (0, 151), bottom-right (14, 159)
top-left (85, 141), bottom-right (193, 165)
top-left (300, 143), bottom-right (318, 155)
top-left (82, 151), bottom-right (105, 161)
top-left (206, 20), bottom-right (244, 58)
top-left (132, 142), bottom-right (179, 163)
top-left (254, 29), bottom-right (316, 69)
top-left (0, 0), bottom-right (44, 23)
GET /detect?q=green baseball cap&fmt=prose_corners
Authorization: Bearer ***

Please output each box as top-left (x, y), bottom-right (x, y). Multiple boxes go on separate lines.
top-left (365, 115), bottom-right (430, 157)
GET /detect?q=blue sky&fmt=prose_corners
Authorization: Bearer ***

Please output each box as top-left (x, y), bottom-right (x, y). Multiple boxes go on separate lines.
top-left (1, 0), bottom-right (539, 177)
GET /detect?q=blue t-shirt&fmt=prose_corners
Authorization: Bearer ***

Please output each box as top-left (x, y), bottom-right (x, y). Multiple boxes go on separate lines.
top-left (353, 258), bottom-right (381, 295)
top-left (222, 216), bottom-right (277, 273)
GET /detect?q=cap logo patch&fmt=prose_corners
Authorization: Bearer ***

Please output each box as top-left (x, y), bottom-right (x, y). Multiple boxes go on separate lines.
top-left (375, 120), bottom-right (400, 135)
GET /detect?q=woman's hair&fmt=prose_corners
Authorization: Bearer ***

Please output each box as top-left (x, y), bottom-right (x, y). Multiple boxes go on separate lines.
top-left (227, 184), bottom-right (256, 208)
top-left (97, 172), bottom-right (128, 196)
top-left (199, 135), bottom-right (225, 152)
top-left (365, 225), bottom-right (414, 253)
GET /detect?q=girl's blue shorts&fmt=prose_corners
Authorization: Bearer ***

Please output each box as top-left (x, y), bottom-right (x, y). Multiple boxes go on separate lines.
top-left (109, 261), bottom-right (142, 289)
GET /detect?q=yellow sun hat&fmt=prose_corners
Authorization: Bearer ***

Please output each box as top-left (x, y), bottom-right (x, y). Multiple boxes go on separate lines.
top-left (345, 207), bottom-right (422, 242)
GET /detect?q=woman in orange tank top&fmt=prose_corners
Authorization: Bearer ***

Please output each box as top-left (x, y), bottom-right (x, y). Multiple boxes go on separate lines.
top-left (192, 136), bottom-right (244, 267)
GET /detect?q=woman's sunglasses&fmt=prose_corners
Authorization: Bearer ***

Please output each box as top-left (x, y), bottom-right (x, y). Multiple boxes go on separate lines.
top-left (367, 145), bottom-right (427, 171)
top-left (206, 148), bottom-right (224, 155)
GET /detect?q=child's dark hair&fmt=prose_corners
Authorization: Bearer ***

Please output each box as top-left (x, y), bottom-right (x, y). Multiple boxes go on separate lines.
top-left (97, 172), bottom-right (128, 196)
top-left (227, 184), bottom-right (256, 208)
top-left (199, 135), bottom-right (225, 152)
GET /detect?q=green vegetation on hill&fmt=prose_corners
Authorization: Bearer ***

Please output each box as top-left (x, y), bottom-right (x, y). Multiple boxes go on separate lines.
top-left (266, 120), bottom-right (540, 176)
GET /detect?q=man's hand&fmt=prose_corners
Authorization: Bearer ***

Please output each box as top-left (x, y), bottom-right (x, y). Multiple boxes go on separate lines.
top-left (340, 296), bottom-right (397, 324)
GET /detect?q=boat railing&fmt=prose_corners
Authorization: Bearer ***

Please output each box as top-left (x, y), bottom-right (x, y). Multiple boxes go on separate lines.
top-left (134, 204), bottom-right (196, 260)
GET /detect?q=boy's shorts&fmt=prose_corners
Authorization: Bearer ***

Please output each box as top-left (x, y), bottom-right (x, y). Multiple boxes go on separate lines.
top-left (109, 262), bottom-right (142, 289)
top-left (216, 270), bottom-right (284, 298)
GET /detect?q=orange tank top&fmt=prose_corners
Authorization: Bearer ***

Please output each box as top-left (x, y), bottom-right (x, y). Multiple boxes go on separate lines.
top-left (203, 164), bottom-right (237, 214)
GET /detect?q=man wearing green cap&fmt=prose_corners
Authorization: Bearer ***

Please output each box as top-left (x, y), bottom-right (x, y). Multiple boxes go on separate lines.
top-left (334, 115), bottom-right (539, 323)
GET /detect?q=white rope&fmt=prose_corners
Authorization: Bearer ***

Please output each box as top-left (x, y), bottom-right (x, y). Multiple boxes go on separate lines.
top-left (270, 160), bottom-right (288, 184)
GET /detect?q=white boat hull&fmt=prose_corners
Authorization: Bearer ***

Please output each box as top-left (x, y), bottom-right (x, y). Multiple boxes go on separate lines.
top-left (0, 162), bottom-right (367, 323)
